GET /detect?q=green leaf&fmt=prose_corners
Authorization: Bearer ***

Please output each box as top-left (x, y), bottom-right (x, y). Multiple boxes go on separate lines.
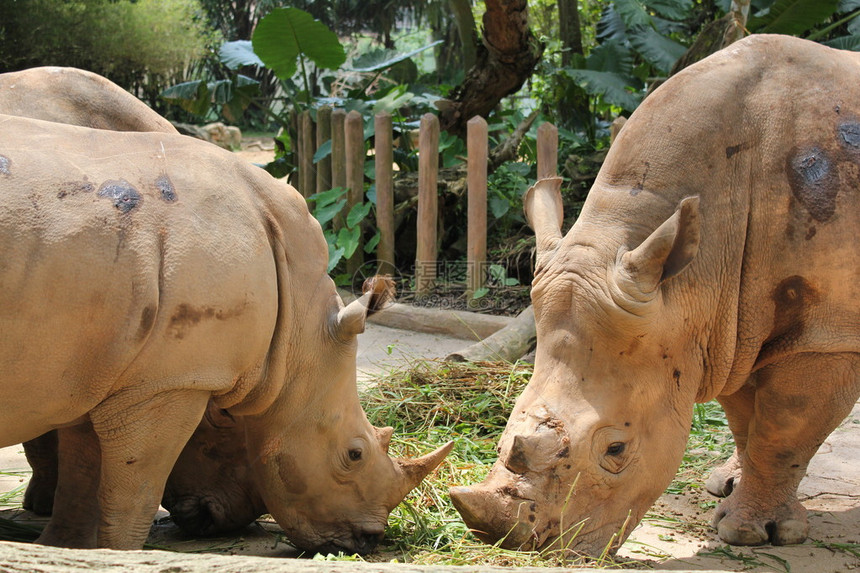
top-left (252, 7), bottom-right (346, 81)
top-left (364, 231), bottom-right (381, 253)
top-left (563, 68), bottom-right (643, 111)
top-left (313, 140), bottom-right (332, 163)
top-left (471, 287), bottom-right (489, 300)
top-left (350, 40), bottom-right (443, 72)
top-left (628, 26), bottom-right (687, 73)
top-left (308, 186), bottom-right (348, 207)
top-left (346, 201), bottom-right (372, 228)
top-left (823, 34), bottom-right (860, 50)
top-left (221, 75), bottom-right (260, 123)
top-left (646, 0), bottom-right (693, 20)
top-left (160, 80), bottom-right (210, 116)
top-left (612, 0), bottom-right (652, 29)
top-left (219, 40), bottom-right (264, 69)
top-left (337, 226), bottom-right (361, 259)
top-left (327, 246), bottom-right (345, 273)
top-left (586, 40), bottom-right (634, 74)
top-left (749, 0), bottom-right (839, 35)
top-left (489, 195), bottom-right (511, 219)
top-left (313, 198), bottom-right (346, 227)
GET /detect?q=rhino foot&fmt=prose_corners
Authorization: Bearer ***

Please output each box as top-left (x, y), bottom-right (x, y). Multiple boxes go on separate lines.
top-left (713, 496), bottom-right (808, 546)
top-left (23, 476), bottom-right (56, 516)
top-left (705, 449), bottom-right (742, 498)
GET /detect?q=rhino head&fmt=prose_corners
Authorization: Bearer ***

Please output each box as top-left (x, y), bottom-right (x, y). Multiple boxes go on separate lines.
top-left (450, 178), bottom-right (703, 555)
top-left (236, 276), bottom-right (452, 554)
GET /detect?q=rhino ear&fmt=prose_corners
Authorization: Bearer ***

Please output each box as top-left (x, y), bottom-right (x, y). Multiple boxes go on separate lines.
top-left (335, 275), bottom-right (396, 339)
top-left (616, 196), bottom-right (700, 299)
top-left (523, 177), bottom-right (564, 266)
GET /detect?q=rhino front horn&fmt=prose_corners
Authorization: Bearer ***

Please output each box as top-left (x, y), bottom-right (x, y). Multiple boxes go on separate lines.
top-left (393, 441), bottom-right (454, 502)
top-left (449, 485), bottom-right (537, 549)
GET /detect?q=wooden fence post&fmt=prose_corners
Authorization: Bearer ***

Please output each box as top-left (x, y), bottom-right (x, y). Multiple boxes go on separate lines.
top-left (330, 109), bottom-right (346, 229)
top-left (374, 112), bottom-right (395, 276)
top-left (345, 110), bottom-right (365, 278)
top-left (415, 113), bottom-right (439, 298)
top-left (315, 105), bottom-right (332, 194)
top-left (298, 110), bottom-right (315, 197)
top-left (466, 116), bottom-right (488, 301)
top-left (537, 122), bottom-right (558, 179)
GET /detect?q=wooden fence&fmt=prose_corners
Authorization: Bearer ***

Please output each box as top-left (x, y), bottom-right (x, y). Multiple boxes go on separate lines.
top-left (294, 107), bottom-right (559, 298)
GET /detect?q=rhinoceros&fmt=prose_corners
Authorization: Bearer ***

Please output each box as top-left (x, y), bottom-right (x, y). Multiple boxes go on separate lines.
top-left (0, 66), bottom-right (267, 537)
top-left (450, 34), bottom-right (860, 554)
top-left (0, 113), bottom-right (451, 552)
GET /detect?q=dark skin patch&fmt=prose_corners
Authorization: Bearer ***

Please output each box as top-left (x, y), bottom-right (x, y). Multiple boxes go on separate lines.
top-left (837, 121), bottom-right (860, 149)
top-left (673, 369), bottom-right (681, 390)
top-left (631, 161), bottom-right (650, 196)
top-left (57, 180), bottom-right (94, 199)
top-left (725, 142), bottom-right (748, 159)
top-left (156, 174), bottom-right (177, 202)
top-left (168, 303), bottom-right (246, 339)
top-left (275, 453), bottom-right (308, 495)
top-left (759, 276), bottom-right (819, 360)
top-left (98, 179), bottom-right (141, 213)
top-left (786, 147), bottom-right (838, 222)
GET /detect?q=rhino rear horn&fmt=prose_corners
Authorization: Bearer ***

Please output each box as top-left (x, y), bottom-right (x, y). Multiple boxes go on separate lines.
top-left (615, 196), bottom-right (700, 300)
top-left (335, 275), bottom-right (396, 339)
top-left (523, 177), bottom-right (564, 265)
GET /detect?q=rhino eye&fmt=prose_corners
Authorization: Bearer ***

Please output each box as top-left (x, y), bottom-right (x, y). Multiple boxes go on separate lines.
top-left (606, 442), bottom-right (626, 456)
top-left (348, 448), bottom-right (363, 462)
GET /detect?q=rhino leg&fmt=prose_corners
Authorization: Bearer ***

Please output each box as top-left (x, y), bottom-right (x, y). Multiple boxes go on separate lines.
top-left (22, 431), bottom-right (58, 515)
top-left (89, 389), bottom-right (209, 549)
top-left (36, 423), bottom-right (100, 548)
top-left (707, 384), bottom-right (756, 497)
top-left (714, 353), bottom-right (860, 546)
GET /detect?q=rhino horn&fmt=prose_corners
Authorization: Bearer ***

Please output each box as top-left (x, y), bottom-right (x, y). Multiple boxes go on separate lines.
top-left (449, 484), bottom-right (537, 549)
top-left (375, 425), bottom-right (394, 453)
top-left (391, 441), bottom-right (454, 503)
top-left (523, 177), bottom-right (564, 265)
top-left (616, 196), bottom-right (701, 300)
top-left (335, 275), bottom-right (396, 339)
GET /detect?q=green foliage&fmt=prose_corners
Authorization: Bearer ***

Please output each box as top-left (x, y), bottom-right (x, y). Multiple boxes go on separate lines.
top-left (306, 187), bottom-right (379, 276)
top-left (0, 0), bottom-right (215, 107)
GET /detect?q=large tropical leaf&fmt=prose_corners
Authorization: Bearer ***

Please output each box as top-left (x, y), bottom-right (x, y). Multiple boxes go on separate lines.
top-left (160, 80), bottom-right (210, 116)
top-left (563, 68), bottom-right (643, 111)
top-left (628, 26), bottom-right (687, 73)
top-left (646, 0), bottom-right (694, 21)
top-left (823, 34), bottom-right (860, 50)
top-left (597, 4), bottom-right (628, 42)
top-left (612, 0), bottom-right (652, 29)
top-left (350, 40), bottom-right (443, 72)
top-left (586, 40), bottom-right (635, 74)
top-left (748, 0), bottom-right (839, 35)
top-left (252, 7), bottom-right (346, 81)
top-left (219, 40), bottom-right (264, 69)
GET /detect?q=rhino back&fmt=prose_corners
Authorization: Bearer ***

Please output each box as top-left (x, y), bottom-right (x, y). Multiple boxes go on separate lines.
top-left (0, 116), bottom-right (320, 444)
top-left (576, 35), bottom-right (860, 394)
top-left (0, 67), bottom-right (177, 134)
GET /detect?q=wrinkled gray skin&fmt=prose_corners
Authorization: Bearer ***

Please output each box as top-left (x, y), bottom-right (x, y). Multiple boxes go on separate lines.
top-left (0, 75), bottom-right (451, 552)
top-left (1, 66), bottom-right (266, 537)
top-left (451, 35), bottom-right (860, 555)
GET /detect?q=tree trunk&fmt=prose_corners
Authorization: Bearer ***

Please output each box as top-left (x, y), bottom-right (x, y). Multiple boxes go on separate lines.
top-left (438, 0), bottom-right (544, 137)
top-left (449, 0), bottom-right (479, 73)
top-left (446, 305), bottom-right (536, 362)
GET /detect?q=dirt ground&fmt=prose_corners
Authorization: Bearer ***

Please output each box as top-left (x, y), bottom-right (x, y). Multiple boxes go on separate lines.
top-left (1, 139), bottom-right (858, 572)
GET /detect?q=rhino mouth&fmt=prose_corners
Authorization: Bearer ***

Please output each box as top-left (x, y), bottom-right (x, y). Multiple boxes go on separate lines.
top-left (309, 530), bottom-right (385, 556)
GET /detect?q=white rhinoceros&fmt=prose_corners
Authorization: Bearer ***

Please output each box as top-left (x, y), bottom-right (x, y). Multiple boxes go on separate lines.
top-left (450, 34), bottom-right (860, 554)
top-left (0, 66), bottom-right (268, 538)
top-left (0, 112), bottom-right (451, 552)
